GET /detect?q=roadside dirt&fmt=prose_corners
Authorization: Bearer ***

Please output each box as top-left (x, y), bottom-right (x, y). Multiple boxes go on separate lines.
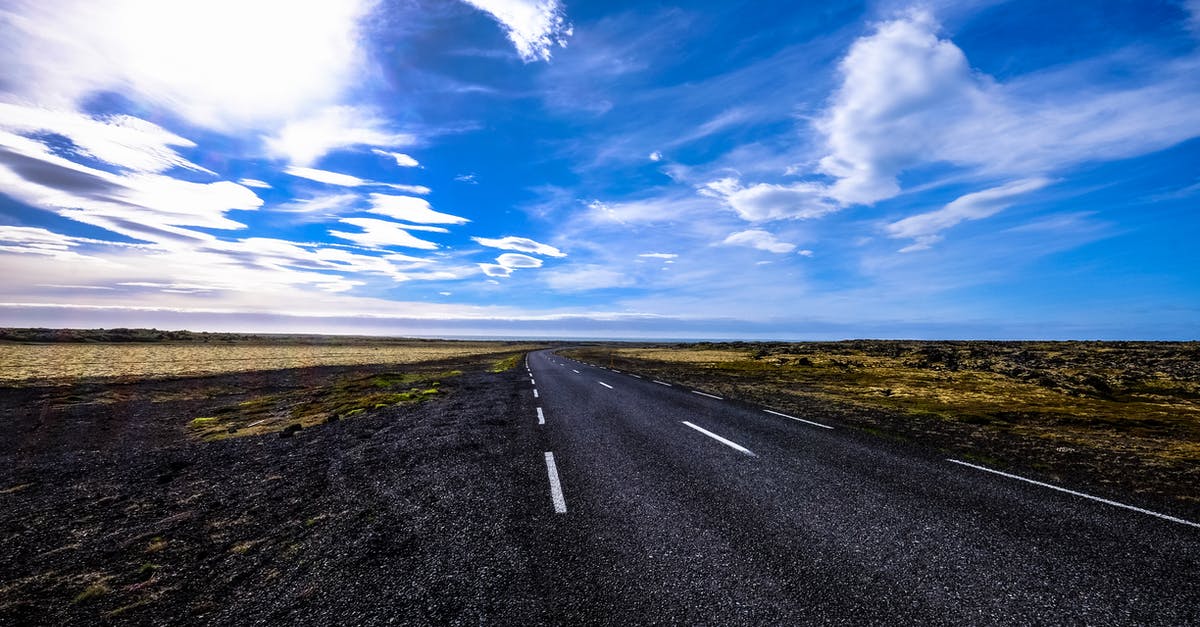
top-left (0, 358), bottom-right (543, 625)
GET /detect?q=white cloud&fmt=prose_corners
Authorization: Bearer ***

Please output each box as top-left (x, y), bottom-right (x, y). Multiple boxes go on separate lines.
top-left (265, 106), bottom-right (416, 166)
top-left (0, 103), bottom-right (212, 175)
top-left (722, 229), bottom-right (796, 254)
top-left (1187, 0), bottom-right (1200, 35)
top-left (638, 252), bottom-right (677, 259)
top-left (0, 129), bottom-right (262, 243)
top-left (454, 173), bottom-right (478, 184)
top-left (478, 263), bottom-right (512, 278)
top-left (814, 11), bottom-right (1200, 206)
top-left (797, 249), bottom-right (814, 257)
top-left (649, 151), bottom-right (663, 162)
top-left (238, 178), bottom-right (271, 189)
top-left (274, 193), bottom-right (360, 214)
top-left (389, 184), bottom-right (433, 195)
top-left (496, 252), bottom-right (542, 268)
top-left (544, 265), bottom-right (633, 291)
top-left (284, 166), bottom-right (368, 187)
top-left (887, 177), bottom-right (1050, 252)
top-left (368, 194), bottom-right (469, 225)
top-left (372, 149), bottom-right (420, 167)
top-left (0, 0), bottom-right (376, 130)
top-left (472, 235), bottom-right (565, 257)
top-left (329, 217), bottom-right (441, 250)
top-left (459, 0), bottom-right (572, 62)
top-left (700, 177), bottom-right (836, 222)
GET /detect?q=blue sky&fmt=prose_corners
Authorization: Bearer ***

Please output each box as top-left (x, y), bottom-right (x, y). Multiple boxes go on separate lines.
top-left (1, 0), bottom-right (1198, 339)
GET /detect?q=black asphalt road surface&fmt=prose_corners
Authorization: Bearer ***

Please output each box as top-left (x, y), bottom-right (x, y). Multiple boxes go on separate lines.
top-left (518, 350), bottom-right (1200, 624)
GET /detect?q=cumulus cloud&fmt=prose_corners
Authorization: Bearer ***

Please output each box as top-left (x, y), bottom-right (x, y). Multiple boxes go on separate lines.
top-left (459, 0), bottom-right (572, 62)
top-left (372, 149), bottom-right (420, 167)
top-left (329, 217), bottom-right (441, 250)
top-left (649, 151), bottom-right (663, 162)
top-left (0, 0), bottom-right (376, 130)
top-left (886, 177), bottom-right (1050, 252)
top-left (814, 11), bottom-right (1200, 206)
top-left (700, 177), bottom-right (836, 222)
top-left (721, 229), bottom-right (796, 254)
top-left (265, 106), bottom-right (416, 166)
top-left (368, 194), bottom-right (469, 224)
top-left (472, 235), bottom-right (565, 257)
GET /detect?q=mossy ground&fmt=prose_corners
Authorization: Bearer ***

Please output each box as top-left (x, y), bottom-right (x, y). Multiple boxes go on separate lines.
top-left (188, 370), bottom-right (460, 440)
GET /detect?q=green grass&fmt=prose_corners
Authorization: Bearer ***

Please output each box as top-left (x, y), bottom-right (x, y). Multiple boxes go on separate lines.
top-left (490, 353), bottom-right (523, 373)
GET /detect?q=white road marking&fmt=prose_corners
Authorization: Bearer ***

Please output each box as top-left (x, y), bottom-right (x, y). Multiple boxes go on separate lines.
top-left (572, 369), bottom-right (580, 374)
top-left (544, 452), bottom-right (567, 513)
top-left (598, 381), bottom-right (613, 389)
top-left (681, 421), bottom-right (755, 456)
top-left (533, 389), bottom-right (539, 398)
top-left (764, 409), bottom-right (833, 430)
top-left (536, 407), bottom-right (545, 425)
top-left (630, 374), bottom-right (642, 379)
top-left (692, 390), bottom-right (723, 400)
top-left (653, 380), bottom-right (671, 387)
top-left (530, 378), bottom-right (536, 385)
top-left (947, 459), bottom-right (1200, 529)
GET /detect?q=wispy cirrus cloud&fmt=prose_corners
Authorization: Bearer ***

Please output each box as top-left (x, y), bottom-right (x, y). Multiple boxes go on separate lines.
top-left (887, 177), bottom-right (1051, 252)
top-left (459, 0), bottom-right (572, 62)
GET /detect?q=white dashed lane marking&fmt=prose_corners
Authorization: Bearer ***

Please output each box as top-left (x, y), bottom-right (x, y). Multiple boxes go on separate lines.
top-left (692, 390), bottom-right (723, 400)
top-left (681, 421), bottom-right (756, 457)
top-left (544, 452), bottom-right (567, 513)
top-left (948, 459), bottom-right (1200, 529)
top-left (598, 381), bottom-right (613, 389)
top-left (764, 409), bottom-right (833, 430)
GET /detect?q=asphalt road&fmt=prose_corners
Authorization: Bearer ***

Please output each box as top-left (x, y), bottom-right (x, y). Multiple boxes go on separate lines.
top-left (517, 349), bottom-right (1200, 624)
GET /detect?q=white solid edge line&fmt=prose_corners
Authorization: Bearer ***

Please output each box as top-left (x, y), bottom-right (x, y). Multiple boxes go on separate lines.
top-left (536, 407), bottom-right (545, 425)
top-left (692, 390), bottom-right (723, 400)
top-left (598, 381), bottom-right (613, 389)
top-left (681, 421), bottom-right (755, 456)
top-left (653, 380), bottom-right (671, 386)
top-left (544, 452), bottom-right (568, 513)
top-left (764, 409), bottom-right (833, 430)
top-left (947, 459), bottom-right (1200, 529)
top-left (533, 389), bottom-right (539, 398)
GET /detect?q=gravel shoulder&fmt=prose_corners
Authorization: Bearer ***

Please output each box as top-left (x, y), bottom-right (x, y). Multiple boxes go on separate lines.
top-left (0, 358), bottom-right (544, 625)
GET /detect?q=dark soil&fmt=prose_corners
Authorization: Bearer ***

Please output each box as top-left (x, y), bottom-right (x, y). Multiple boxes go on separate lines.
top-left (0, 358), bottom-right (545, 625)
